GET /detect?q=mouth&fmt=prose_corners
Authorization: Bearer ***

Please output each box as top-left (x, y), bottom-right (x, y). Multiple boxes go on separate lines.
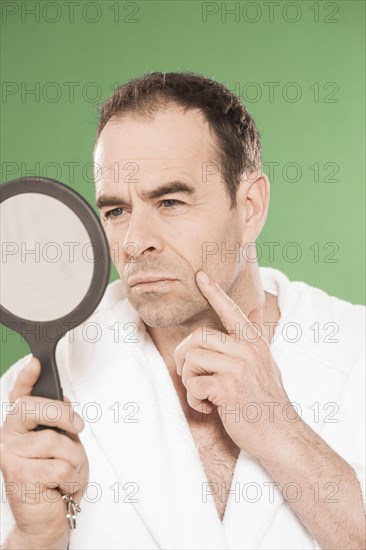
top-left (128, 275), bottom-right (178, 292)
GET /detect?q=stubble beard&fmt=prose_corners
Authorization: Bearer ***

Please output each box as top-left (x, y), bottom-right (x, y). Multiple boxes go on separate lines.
top-left (126, 286), bottom-right (213, 329)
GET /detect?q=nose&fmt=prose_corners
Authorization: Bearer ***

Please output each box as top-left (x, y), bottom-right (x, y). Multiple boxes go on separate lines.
top-left (122, 207), bottom-right (164, 262)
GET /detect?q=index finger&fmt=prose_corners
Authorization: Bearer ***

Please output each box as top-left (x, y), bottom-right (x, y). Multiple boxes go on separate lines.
top-left (5, 395), bottom-right (84, 436)
top-left (195, 270), bottom-right (256, 338)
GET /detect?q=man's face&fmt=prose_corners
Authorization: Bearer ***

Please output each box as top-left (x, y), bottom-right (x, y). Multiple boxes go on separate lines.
top-left (94, 105), bottom-right (249, 329)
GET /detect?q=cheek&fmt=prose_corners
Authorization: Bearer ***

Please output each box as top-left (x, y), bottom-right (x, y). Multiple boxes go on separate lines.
top-left (167, 234), bottom-right (203, 273)
top-left (102, 226), bottom-right (128, 268)
top-left (199, 222), bottom-right (243, 277)
top-left (166, 220), bottom-right (234, 274)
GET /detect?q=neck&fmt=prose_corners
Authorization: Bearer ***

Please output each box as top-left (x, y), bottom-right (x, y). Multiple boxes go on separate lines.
top-left (146, 262), bottom-right (281, 378)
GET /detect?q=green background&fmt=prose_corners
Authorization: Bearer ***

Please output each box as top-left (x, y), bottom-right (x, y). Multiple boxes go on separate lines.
top-left (1, 0), bottom-right (365, 374)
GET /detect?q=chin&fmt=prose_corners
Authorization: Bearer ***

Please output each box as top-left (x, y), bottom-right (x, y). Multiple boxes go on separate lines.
top-left (127, 287), bottom-right (210, 329)
top-left (139, 310), bottom-right (181, 329)
top-left (136, 300), bottom-right (198, 329)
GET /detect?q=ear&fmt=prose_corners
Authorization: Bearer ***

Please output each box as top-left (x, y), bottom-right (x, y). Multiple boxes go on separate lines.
top-left (236, 171), bottom-right (270, 242)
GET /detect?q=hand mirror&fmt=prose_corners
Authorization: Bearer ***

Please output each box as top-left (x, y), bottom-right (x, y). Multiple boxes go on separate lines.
top-left (0, 176), bottom-right (110, 419)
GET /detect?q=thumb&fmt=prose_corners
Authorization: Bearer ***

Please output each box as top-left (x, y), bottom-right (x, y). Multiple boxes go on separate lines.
top-left (247, 307), bottom-right (264, 340)
top-left (8, 356), bottom-right (41, 402)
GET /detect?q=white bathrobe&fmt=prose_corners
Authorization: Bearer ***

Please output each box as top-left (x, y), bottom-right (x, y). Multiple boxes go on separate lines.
top-left (1, 267), bottom-right (365, 549)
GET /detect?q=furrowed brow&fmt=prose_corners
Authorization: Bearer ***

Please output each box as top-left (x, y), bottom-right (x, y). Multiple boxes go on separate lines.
top-left (95, 181), bottom-right (196, 209)
top-left (95, 195), bottom-right (127, 209)
top-left (142, 181), bottom-right (196, 200)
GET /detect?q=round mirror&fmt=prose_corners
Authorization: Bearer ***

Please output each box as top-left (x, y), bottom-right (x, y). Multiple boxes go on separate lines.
top-left (0, 177), bottom-right (110, 409)
top-left (1, 193), bottom-right (95, 322)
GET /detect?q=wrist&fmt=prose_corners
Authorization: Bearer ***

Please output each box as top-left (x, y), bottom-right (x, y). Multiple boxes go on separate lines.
top-left (2, 526), bottom-right (70, 550)
top-left (257, 413), bottom-right (309, 467)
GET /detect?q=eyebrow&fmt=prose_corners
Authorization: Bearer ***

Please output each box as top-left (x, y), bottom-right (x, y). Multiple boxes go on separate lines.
top-left (95, 181), bottom-right (196, 209)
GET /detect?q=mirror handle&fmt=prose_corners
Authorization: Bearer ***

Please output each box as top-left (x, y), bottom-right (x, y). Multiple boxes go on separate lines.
top-left (30, 343), bottom-right (68, 436)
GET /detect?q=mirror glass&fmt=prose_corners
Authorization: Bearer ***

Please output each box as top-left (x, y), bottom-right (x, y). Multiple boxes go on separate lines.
top-left (0, 193), bottom-right (95, 322)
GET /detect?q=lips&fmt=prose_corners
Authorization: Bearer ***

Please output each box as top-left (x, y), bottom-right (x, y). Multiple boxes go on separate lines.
top-left (128, 275), bottom-right (177, 287)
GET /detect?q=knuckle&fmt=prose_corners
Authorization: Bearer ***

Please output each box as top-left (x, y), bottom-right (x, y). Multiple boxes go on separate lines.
top-left (43, 460), bottom-right (56, 479)
top-left (187, 375), bottom-right (202, 393)
top-left (43, 402), bottom-right (63, 425)
top-left (221, 373), bottom-right (233, 391)
top-left (186, 377), bottom-right (194, 391)
top-left (185, 349), bottom-right (193, 363)
top-left (14, 395), bottom-right (33, 409)
top-left (185, 348), bottom-right (199, 364)
top-left (68, 440), bottom-right (83, 465)
top-left (56, 461), bottom-right (73, 483)
top-left (221, 372), bottom-right (240, 392)
top-left (40, 428), bottom-right (60, 450)
top-left (14, 396), bottom-right (25, 407)
top-left (233, 356), bottom-right (246, 371)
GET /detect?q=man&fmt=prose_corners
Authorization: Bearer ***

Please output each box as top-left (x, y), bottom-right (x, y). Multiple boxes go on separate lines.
top-left (1, 72), bottom-right (365, 549)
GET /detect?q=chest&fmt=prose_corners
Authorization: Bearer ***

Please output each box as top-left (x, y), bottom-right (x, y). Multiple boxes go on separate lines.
top-left (168, 368), bottom-right (240, 520)
top-left (189, 419), bottom-right (241, 522)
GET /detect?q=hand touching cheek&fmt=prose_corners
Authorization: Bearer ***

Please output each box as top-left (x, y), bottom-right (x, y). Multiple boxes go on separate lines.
top-left (174, 271), bottom-right (294, 461)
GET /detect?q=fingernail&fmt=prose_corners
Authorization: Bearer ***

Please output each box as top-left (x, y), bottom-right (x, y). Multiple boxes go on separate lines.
top-left (23, 360), bottom-right (36, 373)
top-left (197, 271), bottom-right (210, 284)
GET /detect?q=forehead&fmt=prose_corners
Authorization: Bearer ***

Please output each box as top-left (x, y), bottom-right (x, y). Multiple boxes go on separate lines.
top-left (93, 106), bottom-right (218, 191)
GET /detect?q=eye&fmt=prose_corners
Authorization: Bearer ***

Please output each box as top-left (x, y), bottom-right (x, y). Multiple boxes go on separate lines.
top-left (104, 207), bottom-right (124, 220)
top-left (160, 199), bottom-right (185, 209)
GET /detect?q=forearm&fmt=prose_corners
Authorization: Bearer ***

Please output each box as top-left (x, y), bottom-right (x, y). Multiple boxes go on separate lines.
top-left (259, 418), bottom-right (366, 550)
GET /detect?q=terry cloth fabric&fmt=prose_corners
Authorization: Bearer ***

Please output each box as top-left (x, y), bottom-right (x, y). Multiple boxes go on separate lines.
top-left (1, 267), bottom-right (365, 549)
